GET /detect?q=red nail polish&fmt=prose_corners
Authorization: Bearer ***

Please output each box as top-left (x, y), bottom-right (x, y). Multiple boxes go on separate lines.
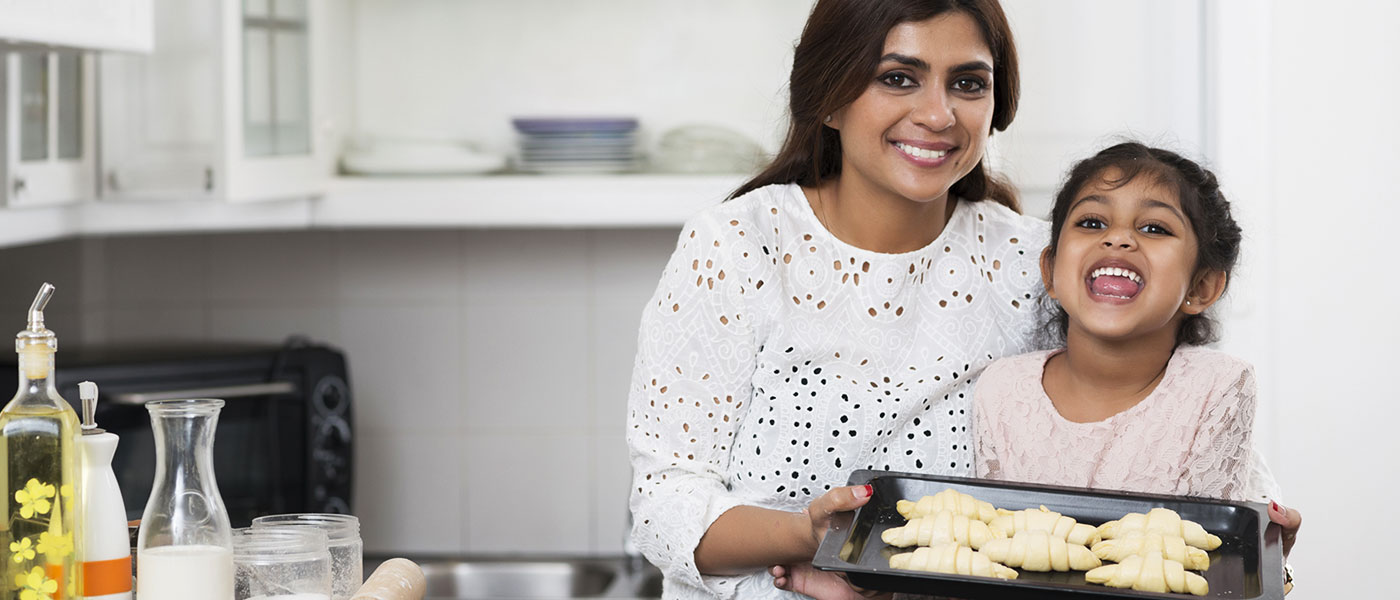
top-left (863, 484), bottom-right (874, 498)
top-left (1270, 501), bottom-right (1281, 513)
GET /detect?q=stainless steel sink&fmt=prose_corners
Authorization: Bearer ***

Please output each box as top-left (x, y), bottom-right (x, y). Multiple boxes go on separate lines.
top-left (364, 555), bottom-right (662, 599)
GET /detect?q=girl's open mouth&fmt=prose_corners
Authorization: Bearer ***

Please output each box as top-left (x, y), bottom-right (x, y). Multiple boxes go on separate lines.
top-left (1087, 266), bottom-right (1143, 299)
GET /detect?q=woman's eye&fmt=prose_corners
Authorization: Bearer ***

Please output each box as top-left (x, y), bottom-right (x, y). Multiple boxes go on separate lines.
top-left (878, 72), bottom-right (917, 88)
top-left (1075, 217), bottom-right (1105, 229)
top-left (952, 77), bottom-right (987, 93)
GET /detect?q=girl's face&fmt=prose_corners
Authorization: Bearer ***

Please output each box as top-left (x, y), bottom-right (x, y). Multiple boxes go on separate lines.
top-left (1041, 169), bottom-right (1221, 344)
top-left (827, 11), bottom-right (995, 205)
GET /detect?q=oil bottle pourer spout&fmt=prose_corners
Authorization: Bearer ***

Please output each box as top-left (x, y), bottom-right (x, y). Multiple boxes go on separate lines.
top-left (79, 381), bottom-right (104, 434)
top-left (28, 283), bottom-right (54, 332)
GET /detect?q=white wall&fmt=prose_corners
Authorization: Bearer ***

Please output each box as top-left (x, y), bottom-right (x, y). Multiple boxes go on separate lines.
top-left (1209, 1), bottom-right (1400, 597)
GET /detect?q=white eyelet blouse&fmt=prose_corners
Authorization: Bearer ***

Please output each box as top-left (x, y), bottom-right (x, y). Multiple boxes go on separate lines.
top-left (626, 183), bottom-right (1049, 600)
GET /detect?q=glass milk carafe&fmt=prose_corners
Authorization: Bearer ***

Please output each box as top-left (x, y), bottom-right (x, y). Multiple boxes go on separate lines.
top-left (1, 283), bottom-right (81, 600)
top-left (136, 399), bottom-right (234, 600)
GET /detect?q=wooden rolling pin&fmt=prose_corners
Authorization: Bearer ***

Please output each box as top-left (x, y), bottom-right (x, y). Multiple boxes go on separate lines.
top-left (350, 558), bottom-right (426, 600)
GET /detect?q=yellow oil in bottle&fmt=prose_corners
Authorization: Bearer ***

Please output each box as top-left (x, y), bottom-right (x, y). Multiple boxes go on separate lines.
top-left (1, 284), bottom-right (81, 600)
top-left (0, 405), bottom-right (79, 600)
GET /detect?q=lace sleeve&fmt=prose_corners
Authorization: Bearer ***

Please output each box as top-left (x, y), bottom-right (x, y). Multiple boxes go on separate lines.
top-left (1180, 364), bottom-right (1257, 502)
top-left (627, 212), bottom-right (765, 598)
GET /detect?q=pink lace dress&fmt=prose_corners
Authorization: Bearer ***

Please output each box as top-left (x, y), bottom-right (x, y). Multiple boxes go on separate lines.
top-left (974, 346), bottom-right (1257, 501)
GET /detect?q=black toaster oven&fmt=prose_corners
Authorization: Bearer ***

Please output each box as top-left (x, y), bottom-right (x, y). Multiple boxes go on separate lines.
top-left (2, 337), bottom-right (354, 527)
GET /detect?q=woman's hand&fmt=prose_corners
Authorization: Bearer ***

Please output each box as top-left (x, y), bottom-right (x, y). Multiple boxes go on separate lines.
top-left (770, 562), bottom-right (890, 600)
top-left (1268, 500), bottom-right (1302, 557)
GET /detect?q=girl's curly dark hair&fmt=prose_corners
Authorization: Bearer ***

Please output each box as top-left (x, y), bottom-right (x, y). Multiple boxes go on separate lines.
top-left (1040, 142), bottom-right (1242, 348)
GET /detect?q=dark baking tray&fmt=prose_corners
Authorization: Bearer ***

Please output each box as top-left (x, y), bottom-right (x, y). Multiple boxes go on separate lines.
top-left (813, 470), bottom-right (1284, 599)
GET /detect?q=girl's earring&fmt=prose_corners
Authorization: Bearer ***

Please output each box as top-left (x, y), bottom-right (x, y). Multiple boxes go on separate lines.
top-left (823, 115), bottom-right (832, 123)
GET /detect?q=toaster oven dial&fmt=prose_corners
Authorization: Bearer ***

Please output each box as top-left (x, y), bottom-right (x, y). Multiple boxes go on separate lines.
top-left (314, 416), bottom-right (351, 482)
top-left (312, 376), bottom-right (349, 416)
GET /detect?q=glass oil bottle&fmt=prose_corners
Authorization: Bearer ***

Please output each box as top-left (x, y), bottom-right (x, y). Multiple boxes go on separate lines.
top-left (1, 284), bottom-right (80, 600)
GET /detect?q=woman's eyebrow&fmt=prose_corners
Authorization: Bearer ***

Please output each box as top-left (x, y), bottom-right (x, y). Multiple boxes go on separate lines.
top-left (950, 60), bottom-right (993, 74)
top-left (879, 53), bottom-right (929, 70)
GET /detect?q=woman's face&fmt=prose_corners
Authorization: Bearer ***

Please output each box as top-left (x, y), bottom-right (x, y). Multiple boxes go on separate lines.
top-left (828, 12), bottom-right (995, 204)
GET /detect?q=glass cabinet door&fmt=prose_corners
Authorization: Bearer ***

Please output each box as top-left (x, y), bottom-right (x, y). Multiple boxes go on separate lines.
top-left (243, 0), bottom-right (310, 158)
top-left (6, 50), bottom-right (94, 207)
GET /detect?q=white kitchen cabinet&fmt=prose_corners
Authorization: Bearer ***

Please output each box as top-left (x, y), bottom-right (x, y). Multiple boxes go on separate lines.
top-left (99, 0), bottom-right (330, 203)
top-left (1, 49), bottom-right (97, 208)
top-left (0, 0), bottom-right (152, 53)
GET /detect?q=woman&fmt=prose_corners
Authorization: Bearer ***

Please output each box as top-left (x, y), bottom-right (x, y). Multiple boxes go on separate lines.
top-left (627, 1), bottom-right (1298, 598)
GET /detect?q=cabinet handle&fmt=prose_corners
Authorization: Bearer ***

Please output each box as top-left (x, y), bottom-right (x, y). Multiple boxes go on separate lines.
top-left (204, 167), bottom-right (215, 191)
top-left (12, 177), bottom-right (25, 196)
top-left (107, 171), bottom-right (121, 192)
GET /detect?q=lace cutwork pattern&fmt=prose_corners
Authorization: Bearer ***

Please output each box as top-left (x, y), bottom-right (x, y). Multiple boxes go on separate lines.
top-left (974, 347), bottom-right (1258, 502)
top-left (626, 184), bottom-right (1049, 600)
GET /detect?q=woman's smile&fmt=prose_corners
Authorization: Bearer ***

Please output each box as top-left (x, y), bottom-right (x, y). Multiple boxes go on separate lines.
top-left (892, 140), bottom-right (957, 167)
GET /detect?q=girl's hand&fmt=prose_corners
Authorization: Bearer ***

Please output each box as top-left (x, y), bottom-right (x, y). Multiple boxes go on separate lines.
top-left (770, 562), bottom-right (890, 600)
top-left (803, 484), bottom-right (874, 550)
top-left (1268, 500), bottom-right (1302, 557)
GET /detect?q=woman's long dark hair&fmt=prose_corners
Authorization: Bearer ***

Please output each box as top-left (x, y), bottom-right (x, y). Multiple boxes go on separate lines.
top-left (730, 0), bottom-right (1021, 212)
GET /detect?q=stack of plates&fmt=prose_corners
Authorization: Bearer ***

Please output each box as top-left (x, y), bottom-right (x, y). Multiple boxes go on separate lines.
top-left (512, 117), bottom-right (641, 174)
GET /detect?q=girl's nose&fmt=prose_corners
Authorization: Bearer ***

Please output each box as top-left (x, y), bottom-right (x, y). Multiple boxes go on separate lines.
top-left (1102, 230), bottom-right (1136, 250)
top-left (912, 90), bottom-right (955, 131)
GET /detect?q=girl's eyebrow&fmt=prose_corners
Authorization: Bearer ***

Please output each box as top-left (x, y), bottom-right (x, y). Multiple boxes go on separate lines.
top-left (1071, 194), bottom-right (1187, 223)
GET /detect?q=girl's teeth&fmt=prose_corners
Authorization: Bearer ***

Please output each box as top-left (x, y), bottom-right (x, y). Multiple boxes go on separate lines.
top-left (896, 143), bottom-right (949, 160)
top-left (1090, 267), bottom-right (1143, 284)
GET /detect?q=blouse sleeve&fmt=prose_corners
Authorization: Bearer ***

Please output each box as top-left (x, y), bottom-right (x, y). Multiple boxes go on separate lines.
top-left (1180, 363), bottom-right (1258, 502)
top-left (626, 211), bottom-right (766, 599)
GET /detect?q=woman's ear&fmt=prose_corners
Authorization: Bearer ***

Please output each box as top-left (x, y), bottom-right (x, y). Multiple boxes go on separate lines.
top-left (1039, 247), bottom-right (1058, 300)
top-left (1181, 269), bottom-right (1227, 315)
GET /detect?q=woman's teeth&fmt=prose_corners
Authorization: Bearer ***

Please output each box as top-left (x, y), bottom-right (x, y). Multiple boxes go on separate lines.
top-left (895, 142), bottom-right (949, 160)
top-left (1090, 266), bottom-right (1143, 284)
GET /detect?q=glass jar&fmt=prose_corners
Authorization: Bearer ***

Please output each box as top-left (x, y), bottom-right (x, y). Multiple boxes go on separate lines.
top-left (233, 527), bottom-right (332, 600)
top-left (251, 514), bottom-right (361, 599)
top-left (137, 398), bottom-right (234, 600)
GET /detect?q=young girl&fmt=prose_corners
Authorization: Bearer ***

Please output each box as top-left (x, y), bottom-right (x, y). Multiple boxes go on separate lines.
top-left (975, 142), bottom-right (1261, 502)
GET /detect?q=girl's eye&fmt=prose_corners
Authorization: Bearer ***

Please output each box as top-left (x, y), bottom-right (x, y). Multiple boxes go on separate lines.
top-left (1140, 223), bottom-right (1173, 235)
top-left (878, 72), bottom-right (918, 88)
top-left (952, 76), bottom-right (988, 94)
top-left (1074, 216), bottom-right (1105, 229)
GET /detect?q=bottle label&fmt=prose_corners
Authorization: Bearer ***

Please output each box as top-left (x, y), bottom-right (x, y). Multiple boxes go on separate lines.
top-left (82, 556), bottom-right (134, 595)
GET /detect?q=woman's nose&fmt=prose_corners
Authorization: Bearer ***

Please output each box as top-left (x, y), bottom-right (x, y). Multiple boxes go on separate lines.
top-left (913, 89), bottom-right (955, 131)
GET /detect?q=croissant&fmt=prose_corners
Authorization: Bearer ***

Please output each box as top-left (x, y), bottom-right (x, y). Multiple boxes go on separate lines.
top-left (1084, 552), bottom-right (1209, 596)
top-left (881, 509), bottom-right (998, 549)
top-left (1091, 531), bottom-right (1211, 571)
top-left (888, 543), bottom-right (1018, 580)
top-left (988, 505), bottom-right (1100, 546)
top-left (896, 488), bottom-right (1001, 522)
top-left (977, 531), bottom-right (1101, 572)
top-left (1097, 508), bottom-right (1222, 551)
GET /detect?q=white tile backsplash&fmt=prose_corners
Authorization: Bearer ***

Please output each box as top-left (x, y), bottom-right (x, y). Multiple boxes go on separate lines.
top-left (207, 231), bottom-right (340, 304)
top-left (0, 228), bottom-right (666, 555)
top-left (357, 430), bottom-right (464, 554)
top-left (463, 433), bottom-right (592, 554)
top-left (341, 305), bottom-right (462, 435)
top-left (462, 230), bottom-right (591, 300)
top-left (462, 298), bottom-right (590, 432)
top-left (103, 234), bottom-right (209, 306)
top-left (335, 230), bottom-right (462, 305)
